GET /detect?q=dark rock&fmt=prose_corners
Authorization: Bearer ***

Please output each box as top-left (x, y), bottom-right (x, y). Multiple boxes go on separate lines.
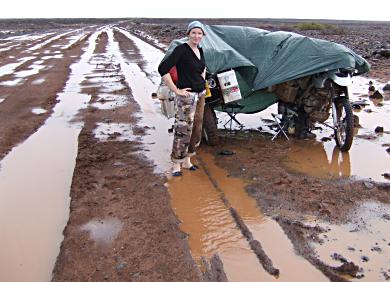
top-left (363, 181), bottom-right (374, 189)
top-left (375, 126), bottom-right (384, 133)
top-left (333, 261), bottom-right (360, 277)
top-left (383, 271), bottom-right (390, 280)
top-left (379, 49), bottom-right (390, 58)
top-left (321, 137), bottom-right (332, 142)
top-left (364, 108), bottom-right (373, 113)
top-left (368, 85), bottom-right (376, 91)
top-left (387, 147), bottom-right (390, 153)
top-left (382, 173), bottom-right (390, 180)
top-left (218, 150), bottom-right (235, 156)
top-left (383, 84), bottom-right (390, 91)
top-left (352, 103), bottom-right (362, 109)
top-left (361, 255), bottom-right (369, 262)
top-left (331, 253), bottom-right (348, 263)
top-left (348, 246), bottom-right (356, 251)
top-left (151, 92), bottom-right (157, 98)
top-left (377, 183), bottom-right (390, 190)
top-left (371, 246), bottom-right (382, 252)
top-left (353, 115), bottom-right (360, 127)
top-left (116, 262), bottom-right (127, 271)
top-left (370, 90), bottom-right (384, 99)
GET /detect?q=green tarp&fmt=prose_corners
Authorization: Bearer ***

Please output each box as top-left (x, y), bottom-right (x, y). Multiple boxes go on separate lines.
top-left (162, 24), bottom-right (370, 113)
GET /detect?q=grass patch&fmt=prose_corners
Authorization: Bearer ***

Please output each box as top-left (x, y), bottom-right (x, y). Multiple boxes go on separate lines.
top-left (294, 22), bottom-right (335, 30)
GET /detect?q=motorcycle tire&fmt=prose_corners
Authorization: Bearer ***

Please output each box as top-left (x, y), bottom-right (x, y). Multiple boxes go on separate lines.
top-left (202, 105), bottom-right (219, 146)
top-left (334, 97), bottom-right (354, 151)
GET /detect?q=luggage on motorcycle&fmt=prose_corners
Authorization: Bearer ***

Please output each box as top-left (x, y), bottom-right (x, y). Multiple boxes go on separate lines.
top-left (274, 81), bottom-right (299, 103)
top-left (217, 69), bottom-right (242, 104)
top-left (156, 84), bottom-right (175, 119)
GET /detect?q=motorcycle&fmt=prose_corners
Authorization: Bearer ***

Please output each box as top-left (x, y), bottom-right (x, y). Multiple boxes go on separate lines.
top-left (160, 25), bottom-right (370, 152)
top-left (203, 68), bottom-right (355, 151)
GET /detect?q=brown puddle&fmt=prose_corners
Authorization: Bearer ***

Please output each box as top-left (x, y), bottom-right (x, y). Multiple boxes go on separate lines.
top-left (168, 151), bottom-right (328, 281)
top-left (168, 162), bottom-right (271, 281)
top-left (284, 77), bottom-right (390, 182)
top-left (0, 30), bottom-right (98, 282)
top-left (309, 201), bottom-right (390, 281)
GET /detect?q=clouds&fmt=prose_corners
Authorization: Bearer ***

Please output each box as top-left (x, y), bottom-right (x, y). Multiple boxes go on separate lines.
top-left (1, 0), bottom-right (389, 21)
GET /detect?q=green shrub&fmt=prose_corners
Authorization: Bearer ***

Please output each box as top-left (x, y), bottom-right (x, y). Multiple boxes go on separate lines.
top-left (294, 22), bottom-right (335, 31)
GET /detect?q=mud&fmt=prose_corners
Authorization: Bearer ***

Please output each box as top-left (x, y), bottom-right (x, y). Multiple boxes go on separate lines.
top-left (1, 18), bottom-right (389, 282)
top-left (52, 27), bottom-right (200, 281)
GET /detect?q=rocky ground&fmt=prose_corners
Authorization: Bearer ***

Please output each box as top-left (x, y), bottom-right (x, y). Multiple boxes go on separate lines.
top-left (0, 18), bottom-right (389, 282)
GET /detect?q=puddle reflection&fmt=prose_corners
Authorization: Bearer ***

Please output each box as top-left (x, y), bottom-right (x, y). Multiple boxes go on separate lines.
top-left (285, 141), bottom-right (352, 179)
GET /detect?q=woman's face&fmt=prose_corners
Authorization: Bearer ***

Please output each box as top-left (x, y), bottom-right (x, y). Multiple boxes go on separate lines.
top-left (188, 28), bottom-right (204, 45)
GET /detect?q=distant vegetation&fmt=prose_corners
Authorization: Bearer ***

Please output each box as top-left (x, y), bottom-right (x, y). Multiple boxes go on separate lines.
top-left (294, 22), bottom-right (335, 30)
top-left (293, 22), bottom-right (346, 34)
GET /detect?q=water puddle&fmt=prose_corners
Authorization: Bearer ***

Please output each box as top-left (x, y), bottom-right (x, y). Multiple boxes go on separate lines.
top-left (115, 27), bottom-right (163, 85)
top-left (87, 76), bottom-right (122, 84)
top-left (15, 63), bottom-right (46, 78)
top-left (2, 32), bottom-right (55, 41)
top-left (0, 43), bottom-right (20, 52)
top-left (0, 56), bottom-right (35, 78)
top-left (0, 29), bottom-right (101, 282)
top-left (31, 78), bottom-right (46, 85)
top-left (168, 167), bottom-right (272, 281)
top-left (27, 30), bottom-right (74, 52)
top-left (0, 78), bottom-right (24, 86)
top-left (195, 151), bottom-right (328, 281)
top-left (42, 54), bottom-right (64, 60)
top-left (209, 76), bottom-right (389, 182)
top-left (309, 201), bottom-right (390, 281)
top-left (106, 28), bottom-right (173, 173)
top-left (92, 94), bottom-right (128, 110)
top-left (62, 33), bottom-right (89, 50)
top-left (285, 77), bottom-right (390, 182)
top-left (80, 218), bottom-right (123, 247)
top-left (132, 29), bottom-right (167, 50)
top-left (31, 107), bottom-right (47, 115)
top-left (93, 122), bottom-right (139, 142)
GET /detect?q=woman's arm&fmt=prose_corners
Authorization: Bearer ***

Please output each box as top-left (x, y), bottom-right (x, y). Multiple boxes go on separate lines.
top-left (202, 67), bottom-right (206, 80)
top-left (158, 45), bottom-right (191, 97)
top-left (162, 73), bottom-right (191, 97)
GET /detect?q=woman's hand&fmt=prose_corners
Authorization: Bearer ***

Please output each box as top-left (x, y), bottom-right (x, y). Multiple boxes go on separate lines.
top-left (175, 88), bottom-right (192, 97)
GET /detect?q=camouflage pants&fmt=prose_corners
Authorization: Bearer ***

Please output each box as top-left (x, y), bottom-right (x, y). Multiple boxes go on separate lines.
top-left (171, 91), bottom-right (205, 163)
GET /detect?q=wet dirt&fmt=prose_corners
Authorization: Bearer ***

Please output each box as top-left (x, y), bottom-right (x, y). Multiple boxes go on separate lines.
top-left (0, 29), bottom-right (91, 160)
top-left (311, 201), bottom-right (390, 281)
top-left (0, 28), bottom-right (99, 282)
top-left (1, 19), bottom-right (389, 282)
top-left (52, 27), bottom-right (201, 281)
top-left (169, 152), bottom-right (327, 281)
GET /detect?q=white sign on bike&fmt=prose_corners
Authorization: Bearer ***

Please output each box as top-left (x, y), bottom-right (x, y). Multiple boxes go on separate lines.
top-left (217, 69), bottom-right (242, 104)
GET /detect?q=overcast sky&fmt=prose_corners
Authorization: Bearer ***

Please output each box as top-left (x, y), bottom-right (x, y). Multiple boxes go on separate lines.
top-left (1, 0), bottom-right (389, 21)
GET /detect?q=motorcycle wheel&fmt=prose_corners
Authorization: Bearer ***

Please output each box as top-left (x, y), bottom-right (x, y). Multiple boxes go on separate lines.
top-left (333, 97), bottom-right (354, 151)
top-left (202, 105), bottom-right (219, 146)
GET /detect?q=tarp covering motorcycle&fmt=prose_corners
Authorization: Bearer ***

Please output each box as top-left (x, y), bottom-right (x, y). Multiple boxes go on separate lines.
top-left (162, 24), bottom-right (370, 113)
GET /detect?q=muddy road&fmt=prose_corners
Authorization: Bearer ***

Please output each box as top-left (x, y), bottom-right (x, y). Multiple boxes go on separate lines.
top-left (0, 19), bottom-right (389, 282)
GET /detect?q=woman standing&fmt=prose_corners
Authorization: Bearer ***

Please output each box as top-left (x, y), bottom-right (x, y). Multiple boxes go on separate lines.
top-left (158, 21), bottom-right (207, 176)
